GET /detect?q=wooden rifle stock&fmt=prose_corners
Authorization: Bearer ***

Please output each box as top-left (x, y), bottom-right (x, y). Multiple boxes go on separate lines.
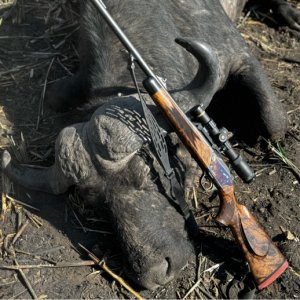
top-left (218, 187), bottom-right (288, 289)
top-left (89, 0), bottom-right (288, 289)
top-left (143, 77), bottom-right (288, 289)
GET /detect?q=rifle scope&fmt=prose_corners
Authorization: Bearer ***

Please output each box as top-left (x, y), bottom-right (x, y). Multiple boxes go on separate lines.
top-left (192, 105), bottom-right (255, 183)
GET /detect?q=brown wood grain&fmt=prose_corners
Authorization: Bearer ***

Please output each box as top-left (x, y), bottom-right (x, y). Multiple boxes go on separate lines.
top-left (217, 186), bottom-right (287, 287)
top-left (151, 88), bottom-right (212, 168)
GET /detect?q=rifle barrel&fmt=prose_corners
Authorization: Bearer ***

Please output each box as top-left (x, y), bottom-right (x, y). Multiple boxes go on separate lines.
top-left (90, 0), bottom-right (158, 81)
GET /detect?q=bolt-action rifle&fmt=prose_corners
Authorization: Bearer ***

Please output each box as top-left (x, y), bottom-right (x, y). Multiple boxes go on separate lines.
top-left (90, 0), bottom-right (288, 290)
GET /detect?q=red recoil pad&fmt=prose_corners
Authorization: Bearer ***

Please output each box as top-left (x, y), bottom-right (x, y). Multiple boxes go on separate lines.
top-left (258, 260), bottom-right (289, 290)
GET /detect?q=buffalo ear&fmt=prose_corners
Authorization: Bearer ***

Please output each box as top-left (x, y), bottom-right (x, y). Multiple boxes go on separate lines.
top-left (207, 56), bottom-right (287, 143)
top-left (233, 57), bottom-right (287, 141)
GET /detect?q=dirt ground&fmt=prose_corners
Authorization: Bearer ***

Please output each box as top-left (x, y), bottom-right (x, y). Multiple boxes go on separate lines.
top-left (0, 1), bottom-right (299, 299)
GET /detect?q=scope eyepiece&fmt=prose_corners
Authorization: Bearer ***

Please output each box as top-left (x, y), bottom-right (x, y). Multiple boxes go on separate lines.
top-left (224, 147), bottom-right (255, 183)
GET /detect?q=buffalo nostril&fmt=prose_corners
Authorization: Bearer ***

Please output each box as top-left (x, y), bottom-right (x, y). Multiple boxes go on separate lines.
top-left (165, 257), bottom-right (173, 278)
top-left (129, 249), bottom-right (191, 290)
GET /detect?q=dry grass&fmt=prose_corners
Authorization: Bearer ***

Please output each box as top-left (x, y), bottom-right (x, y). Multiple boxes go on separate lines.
top-left (0, 0), bottom-right (79, 161)
top-left (0, 1), bottom-right (299, 299)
